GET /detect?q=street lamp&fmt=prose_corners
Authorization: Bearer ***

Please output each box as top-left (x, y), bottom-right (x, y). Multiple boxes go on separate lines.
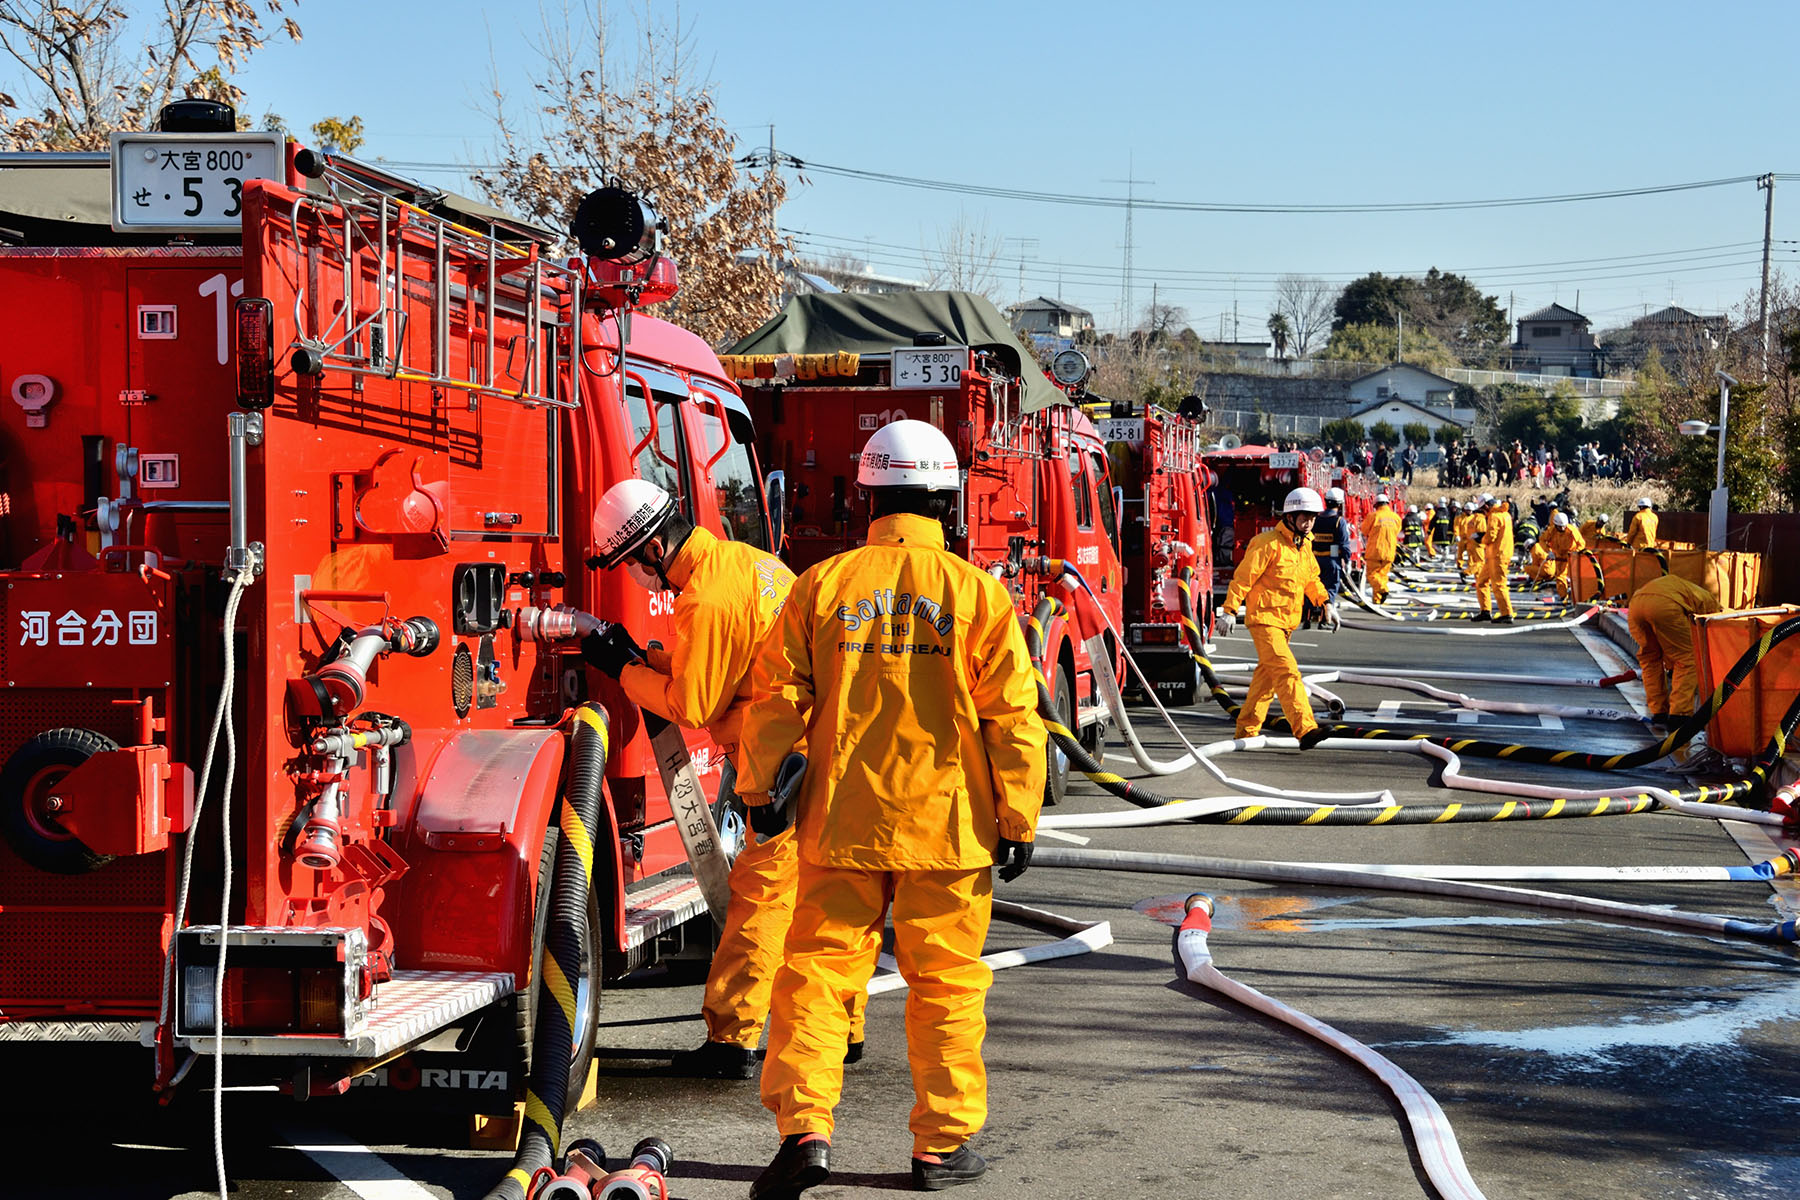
top-left (1676, 370), bottom-right (1734, 551)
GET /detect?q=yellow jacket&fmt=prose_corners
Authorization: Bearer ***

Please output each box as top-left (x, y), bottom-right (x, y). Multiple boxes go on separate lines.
top-left (1482, 507), bottom-right (1515, 563)
top-left (620, 525), bottom-right (794, 764)
top-left (1543, 523), bottom-right (1585, 561)
top-left (1223, 527), bottom-right (1328, 631)
top-left (1628, 509), bottom-right (1659, 550)
top-left (1631, 573), bottom-right (1719, 616)
top-left (1360, 506), bottom-right (1402, 560)
top-left (736, 513), bottom-right (1046, 870)
top-left (1579, 519), bottom-right (1609, 545)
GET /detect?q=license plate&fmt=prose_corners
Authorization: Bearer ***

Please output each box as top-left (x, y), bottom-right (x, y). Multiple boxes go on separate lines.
top-left (891, 346), bottom-right (966, 389)
top-left (110, 131), bottom-right (285, 233)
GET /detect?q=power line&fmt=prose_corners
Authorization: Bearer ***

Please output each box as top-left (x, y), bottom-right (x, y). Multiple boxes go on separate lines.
top-left (750, 152), bottom-right (1767, 214)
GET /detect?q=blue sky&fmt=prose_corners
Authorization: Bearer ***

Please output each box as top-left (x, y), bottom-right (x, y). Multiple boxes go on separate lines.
top-left (229, 0), bottom-right (1800, 338)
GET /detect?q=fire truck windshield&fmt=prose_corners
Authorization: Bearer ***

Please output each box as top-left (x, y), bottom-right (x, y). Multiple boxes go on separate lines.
top-left (624, 365), bottom-right (691, 517)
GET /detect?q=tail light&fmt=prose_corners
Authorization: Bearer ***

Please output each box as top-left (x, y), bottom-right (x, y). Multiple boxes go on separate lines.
top-left (234, 296), bottom-right (275, 409)
top-left (1130, 623), bottom-right (1180, 645)
top-left (176, 926), bottom-right (371, 1040)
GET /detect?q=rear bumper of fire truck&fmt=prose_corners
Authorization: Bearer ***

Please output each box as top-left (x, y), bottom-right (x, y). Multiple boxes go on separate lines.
top-left (1126, 624), bottom-right (1200, 707)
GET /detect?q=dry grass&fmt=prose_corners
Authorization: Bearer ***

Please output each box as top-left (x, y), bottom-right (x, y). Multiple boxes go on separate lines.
top-left (1406, 469), bottom-right (1672, 523)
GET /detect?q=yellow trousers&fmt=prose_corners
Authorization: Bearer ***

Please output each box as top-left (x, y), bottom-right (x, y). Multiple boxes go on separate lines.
top-left (1478, 553), bottom-right (1513, 617)
top-left (1365, 554), bottom-right (1394, 603)
top-left (1237, 623), bottom-right (1317, 738)
top-left (1628, 596), bottom-right (1699, 715)
top-left (704, 826), bottom-right (868, 1047)
top-left (1551, 559), bottom-right (1574, 600)
top-left (762, 863), bottom-right (993, 1154)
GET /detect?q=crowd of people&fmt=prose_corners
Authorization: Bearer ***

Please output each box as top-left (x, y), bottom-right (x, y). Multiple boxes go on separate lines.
top-left (1435, 438), bottom-right (1649, 488)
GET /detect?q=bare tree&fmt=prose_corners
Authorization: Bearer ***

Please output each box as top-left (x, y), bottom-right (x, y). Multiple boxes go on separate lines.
top-left (1272, 273), bottom-right (1339, 358)
top-left (477, 4), bottom-right (789, 346)
top-left (921, 209), bottom-right (1003, 299)
top-left (0, 1), bottom-right (299, 151)
top-left (1138, 301), bottom-right (1188, 341)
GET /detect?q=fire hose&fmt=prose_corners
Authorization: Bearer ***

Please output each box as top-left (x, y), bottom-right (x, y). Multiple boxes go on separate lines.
top-left (1177, 566), bottom-right (1800, 781)
top-left (1172, 895), bottom-right (1488, 1200)
top-left (1019, 570), bottom-right (1793, 822)
top-left (485, 701), bottom-right (611, 1200)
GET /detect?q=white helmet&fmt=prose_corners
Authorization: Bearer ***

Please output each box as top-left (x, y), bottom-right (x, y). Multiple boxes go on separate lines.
top-left (1282, 487), bottom-right (1324, 515)
top-left (1408, 504), bottom-right (1419, 514)
top-left (1375, 492), bottom-right (1390, 505)
top-left (856, 419), bottom-right (960, 491)
top-left (1480, 492), bottom-right (1495, 505)
top-left (1552, 511), bottom-right (1570, 527)
top-left (1440, 496), bottom-right (1450, 508)
top-left (1596, 513), bottom-right (1610, 525)
top-left (1637, 497), bottom-right (1653, 509)
top-left (591, 479), bottom-right (678, 569)
top-left (1326, 487), bottom-right (1345, 506)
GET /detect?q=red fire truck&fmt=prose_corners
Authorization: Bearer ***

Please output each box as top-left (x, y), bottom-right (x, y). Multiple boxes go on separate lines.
top-left (721, 292), bottom-right (1125, 805)
top-left (1091, 394), bottom-right (1215, 707)
top-left (0, 105), bottom-right (767, 1143)
top-left (1202, 443), bottom-right (1333, 599)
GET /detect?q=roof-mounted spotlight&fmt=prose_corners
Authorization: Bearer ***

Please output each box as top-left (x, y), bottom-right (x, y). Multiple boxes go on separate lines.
top-left (571, 187), bottom-right (663, 264)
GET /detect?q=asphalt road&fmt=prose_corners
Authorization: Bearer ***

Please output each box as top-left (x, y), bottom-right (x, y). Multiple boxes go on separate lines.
top-left (14, 591), bottom-right (1800, 1200)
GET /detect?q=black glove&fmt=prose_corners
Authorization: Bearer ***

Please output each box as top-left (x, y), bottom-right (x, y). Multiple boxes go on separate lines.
top-left (749, 752), bottom-right (807, 839)
top-left (748, 795), bottom-right (790, 838)
top-left (995, 838), bottom-right (1033, 882)
top-left (581, 623), bottom-right (642, 679)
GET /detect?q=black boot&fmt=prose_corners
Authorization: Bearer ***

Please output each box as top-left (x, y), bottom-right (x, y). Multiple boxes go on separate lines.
top-left (913, 1144), bottom-right (987, 1191)
top-left (669, 1040), bottom-right (757, 1080)
top-left (1472, 610), bottom-right (1493, 623)
top-left (751, 1134), bottom-right (831, 1200)
top-left (1296, 727), bottom-right (1330, 751)
top-left (843, 1039), bottom-right (865, 1065)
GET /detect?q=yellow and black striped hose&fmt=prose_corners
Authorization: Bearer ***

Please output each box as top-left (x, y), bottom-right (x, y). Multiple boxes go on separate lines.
top-left (486, 702), bottom-right (609, 1200)
top-left (1021, 599), bottom-right (1695, 824)
top-left (1175, 566), bottom-right (1800, 795)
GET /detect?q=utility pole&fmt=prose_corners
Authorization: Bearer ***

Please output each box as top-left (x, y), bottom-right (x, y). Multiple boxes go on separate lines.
top-left (1103, 156), bottom-right (1154, 333)
top-left (1759, 174), bottom-right (1775, 377)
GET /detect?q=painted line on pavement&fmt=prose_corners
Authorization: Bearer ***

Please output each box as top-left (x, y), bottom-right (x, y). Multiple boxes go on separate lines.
top-left (281, 1125), bottom-right (438, 1200)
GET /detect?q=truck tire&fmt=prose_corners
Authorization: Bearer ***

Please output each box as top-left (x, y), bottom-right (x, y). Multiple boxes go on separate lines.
top-left (0, 727), bottom-right (119, 875)
top-left (515, 826), bottom-right (603, 1115)
top-left (1045, 664), bottom-right (1073, 808)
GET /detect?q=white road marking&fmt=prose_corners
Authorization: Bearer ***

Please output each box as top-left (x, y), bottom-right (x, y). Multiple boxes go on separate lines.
top-left (1037, 827), bottom-right (1092, 845)
top-left (281, 1126), bottom-right (438, 1200)
top-left (1454, 710), bottom-right (1479, 724)
top-left (1376, 700), bottom-right (1402, 719)
top-left (1538, 713), bottom-right (1565, 730)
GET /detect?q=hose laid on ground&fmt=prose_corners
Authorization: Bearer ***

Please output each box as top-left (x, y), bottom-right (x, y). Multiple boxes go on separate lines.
top-left (486, 703), bottom-right (610, 1200)
top-left (1178, 566), bottom-right (1800, 784)
top-left (1173, 896), bottom-right (1489, 1200)
top-left (1291, 669), bottom-right (1639, 722)
top-left (867, 899), bottom-right (1112, 996)
top-left (1035, 845), bottom-right (1800, 944)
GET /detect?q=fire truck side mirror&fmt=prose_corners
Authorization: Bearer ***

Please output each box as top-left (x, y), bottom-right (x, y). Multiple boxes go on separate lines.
top-left (10, 374), bottom-right (58, 428)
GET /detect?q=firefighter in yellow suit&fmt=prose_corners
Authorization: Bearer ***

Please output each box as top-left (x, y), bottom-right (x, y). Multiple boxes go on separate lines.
top-left (1462, 501), bottom-right (1487, 582)
top-left (1627, 574), bottom-right (1720, 724)
top-left (585, 479), bottom-right (867, 1082)
top-left (1628, 497), bottom-right (1660, 552)
top-left (1454, 503), bottom-right (1475, 574)
top-left (1472, 494), bottom-right (1515, 624)
top-left (1359, 493), bottom-right (1403, 603)
top-left (1217, 487), bottom-right (1334, 745)
top-left (1421, 503), bottom-right (1438, 558)
top-left (737, 420), bottom-right (1046, 1198)
top-left (1542, 511), bottom-right (1586, 601)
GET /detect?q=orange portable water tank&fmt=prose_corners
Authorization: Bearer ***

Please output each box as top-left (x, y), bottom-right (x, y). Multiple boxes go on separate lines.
top-left (1693, 605), bottom-right (1800, 758)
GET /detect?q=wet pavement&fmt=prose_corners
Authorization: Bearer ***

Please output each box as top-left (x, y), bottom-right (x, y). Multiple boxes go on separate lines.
top-left (14, 592), bottom-right (1800, 1199)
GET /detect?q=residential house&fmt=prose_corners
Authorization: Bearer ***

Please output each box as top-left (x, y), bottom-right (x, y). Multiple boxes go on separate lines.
top-left (1006, 296), bottom-right (1096, 341)
top-left (1605, 305), bottom-right (1730, 375)
top-left (1510, 303), bottom-right (1603, 377)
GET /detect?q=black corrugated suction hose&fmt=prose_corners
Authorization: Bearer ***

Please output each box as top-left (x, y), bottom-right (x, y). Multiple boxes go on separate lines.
top-left (485, 702), bottom-right (609, 1200)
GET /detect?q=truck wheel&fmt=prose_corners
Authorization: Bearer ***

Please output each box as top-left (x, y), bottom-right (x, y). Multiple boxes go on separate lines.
top-left (515, 826), bottom-right (603, 1115)
top-left (0, 728), bottom-right (119, 875)
top-left (1045, 665), bottom-right (1073, 808)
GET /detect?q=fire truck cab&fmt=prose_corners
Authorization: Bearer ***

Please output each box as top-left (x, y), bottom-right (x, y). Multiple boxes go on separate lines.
top-left (1202, 443), bottom-right (1332, 599)
top-left (0, 115), bottom-right (766, 1117)
top-left (722, 291), bottom-right (1126, 805)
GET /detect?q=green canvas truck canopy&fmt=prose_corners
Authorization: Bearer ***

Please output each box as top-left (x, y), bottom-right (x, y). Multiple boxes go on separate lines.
top-left (727, 290), bottom-right (1067, 413)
